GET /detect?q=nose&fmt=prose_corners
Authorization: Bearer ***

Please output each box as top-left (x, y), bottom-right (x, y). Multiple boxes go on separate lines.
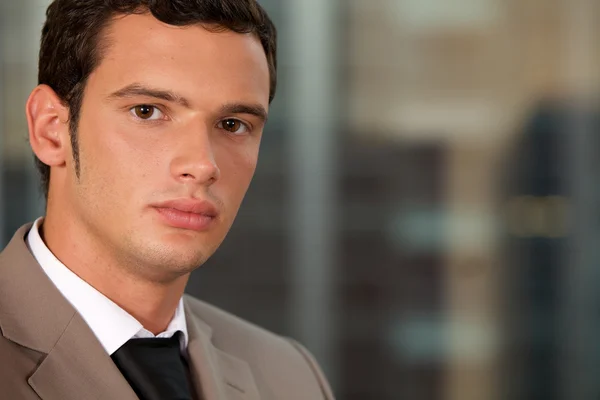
top-left (170, 127), bottom-right (221, 185)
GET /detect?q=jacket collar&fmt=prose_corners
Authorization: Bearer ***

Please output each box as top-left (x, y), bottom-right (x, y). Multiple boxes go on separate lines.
top-left (184, 300), bottom-right (260, 400)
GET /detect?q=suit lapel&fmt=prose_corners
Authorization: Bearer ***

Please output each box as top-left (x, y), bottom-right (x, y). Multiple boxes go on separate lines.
top-left (28, 313), bottom-right (138, 400)
top-left (0, 224), bottom-right (138, 400)
top-left (184, 301), bottom-right (260, 400)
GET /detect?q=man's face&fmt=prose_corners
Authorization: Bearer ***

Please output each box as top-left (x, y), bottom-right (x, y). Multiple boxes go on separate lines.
top-left (65, 14), bottom-right (270, 280)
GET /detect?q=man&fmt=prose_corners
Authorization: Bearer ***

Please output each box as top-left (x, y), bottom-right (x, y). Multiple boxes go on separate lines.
top-left (0, 1), bottom-right (334, 399)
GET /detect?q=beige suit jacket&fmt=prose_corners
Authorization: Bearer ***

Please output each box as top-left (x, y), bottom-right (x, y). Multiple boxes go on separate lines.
top-left (0, 224), bottom-right (334, 400)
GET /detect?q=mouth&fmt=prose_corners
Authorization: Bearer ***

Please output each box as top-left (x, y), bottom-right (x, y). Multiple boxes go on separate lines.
top-left (152, 199), bottom-right (218, 231)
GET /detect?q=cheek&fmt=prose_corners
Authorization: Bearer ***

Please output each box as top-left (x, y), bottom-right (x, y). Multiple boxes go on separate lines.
top-left (81, 111), bottom-right (162, 172)
top-left (215, 143), bottom-right (259, 197)
top-left (76, 121), bottom-right (158, 204)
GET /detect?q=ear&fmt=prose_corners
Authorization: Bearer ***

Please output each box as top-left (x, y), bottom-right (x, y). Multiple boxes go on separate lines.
top-left (26, 84), bottom-right (71, 168)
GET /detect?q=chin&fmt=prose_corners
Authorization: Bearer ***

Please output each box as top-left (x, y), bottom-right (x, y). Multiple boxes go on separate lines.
top-left (122, 236), bottom-right (209, 271)
top-left (159, 246), bottom-right (211, 269)
top-left (142, 252), bottom-right (208, 282)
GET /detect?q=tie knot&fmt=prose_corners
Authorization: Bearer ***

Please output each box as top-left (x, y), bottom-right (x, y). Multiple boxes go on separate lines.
top-left (122, 332), bottom-right (182, 351)
top-left (111, 332), bottom-right (193, 400)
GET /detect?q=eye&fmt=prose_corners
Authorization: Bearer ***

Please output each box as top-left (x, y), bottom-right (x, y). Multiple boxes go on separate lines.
top-left (130, 105), bottom-right (164, 121)
top-left (218, 118), bottom-right (250, 135)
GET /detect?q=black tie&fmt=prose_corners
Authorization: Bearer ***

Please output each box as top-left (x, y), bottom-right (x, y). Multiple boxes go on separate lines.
top-left (111, 332), bottom-right (193, 400)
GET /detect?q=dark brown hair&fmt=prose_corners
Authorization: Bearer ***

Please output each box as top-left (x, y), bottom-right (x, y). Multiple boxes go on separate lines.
top-left (36, 0), bottom-right (277, 199)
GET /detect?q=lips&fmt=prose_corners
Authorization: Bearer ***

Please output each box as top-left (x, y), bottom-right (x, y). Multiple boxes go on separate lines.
top-left (153, 199), bottom-right (218, 231)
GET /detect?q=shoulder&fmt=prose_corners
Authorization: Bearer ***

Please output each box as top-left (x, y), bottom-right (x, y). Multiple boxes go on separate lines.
top-left (183, 294), bottom-right (335, 399)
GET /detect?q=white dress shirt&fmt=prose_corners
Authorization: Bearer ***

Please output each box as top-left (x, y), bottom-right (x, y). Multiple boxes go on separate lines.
top-left (26, 217), bottom-right (189, 356)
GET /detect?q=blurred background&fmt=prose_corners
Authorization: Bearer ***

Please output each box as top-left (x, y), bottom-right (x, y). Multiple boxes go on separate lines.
top-left (1, 0), bottom-right (600, 399)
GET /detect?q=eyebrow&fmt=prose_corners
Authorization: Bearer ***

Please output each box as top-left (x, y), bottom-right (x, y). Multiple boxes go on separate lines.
top-left (107, 83), bottom-right (191, 108)
top-left (220, 103), bottom-right (268, 123)
top-left (107, 83), bottom-right (268, 122)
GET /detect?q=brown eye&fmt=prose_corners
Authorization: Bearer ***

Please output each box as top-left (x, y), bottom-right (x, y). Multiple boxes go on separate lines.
top-left (131, 105), bottom-right (162, 120)
top-left (218, 118), bottom-right (249, 135)
top-left (222, 119), bottom-right (241, 132)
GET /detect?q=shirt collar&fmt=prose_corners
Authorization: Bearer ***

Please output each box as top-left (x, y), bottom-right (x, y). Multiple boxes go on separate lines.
top-left (26, 217), bottom-right (189, 355)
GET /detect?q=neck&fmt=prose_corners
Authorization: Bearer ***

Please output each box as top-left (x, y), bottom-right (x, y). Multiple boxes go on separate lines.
top-left (41, 212), bottom-right (189, 335)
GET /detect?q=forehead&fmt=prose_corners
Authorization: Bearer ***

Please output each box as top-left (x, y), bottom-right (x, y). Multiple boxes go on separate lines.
top-left (90, 13), bottom-right (270, 106)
